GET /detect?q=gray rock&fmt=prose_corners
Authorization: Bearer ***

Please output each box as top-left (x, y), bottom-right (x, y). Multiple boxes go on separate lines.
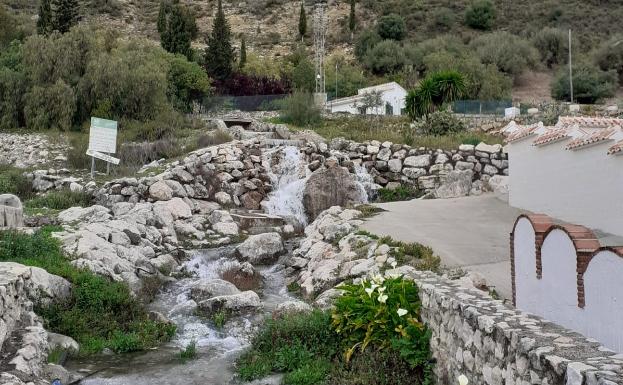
top-left (198, 291), bottom-right (262, 317)
top-left (149, 180), bottom-right (174, 201)
top-left (0, 194), bottom-right (23, 228)
top-left (190, 278), bottom-right (240, 302)
top-left (404, 155), bottom-right (431, 168)
top-left (388, 158), bottom-right (403, 173)
top-left (237, 232), bottom-right (285, 265)
top-left (435, 170), bottom-right (474, 199)
top-left (302, 166), bottom-right (365, 221)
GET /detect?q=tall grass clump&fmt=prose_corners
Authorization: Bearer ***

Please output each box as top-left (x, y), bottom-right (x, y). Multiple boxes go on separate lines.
top-left (279, 91), bottom-right (322, 127)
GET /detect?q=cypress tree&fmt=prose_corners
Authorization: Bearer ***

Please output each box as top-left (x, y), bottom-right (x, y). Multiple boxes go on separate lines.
top-left (157, 1), bottom-right (197, 60)
top-left (52, 0), bottom-right (79, 34)
top-left (349, 0), bottom-right (356, 39)
top-left (298, 2), bottom-right (306, 41)
top-left (239, 36), bottom-right (247, 69)
top-left (37, 0), bottom-right (53, 35)
top-left (205, 0), bottom-right (233, 81)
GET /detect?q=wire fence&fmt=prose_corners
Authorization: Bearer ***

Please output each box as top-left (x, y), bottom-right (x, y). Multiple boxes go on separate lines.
top-left (452, 100), bottom-right (513, 116)
top-left (201, 94), bottom-right (288, 113)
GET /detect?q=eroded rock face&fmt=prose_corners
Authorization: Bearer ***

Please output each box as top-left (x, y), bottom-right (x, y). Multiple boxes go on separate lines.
top-left (0, 194), bottom-right (24, 229)
top-left (302, 166), bottom-right (364, 221)
top-left (236, 232), bottom-right (284, 265)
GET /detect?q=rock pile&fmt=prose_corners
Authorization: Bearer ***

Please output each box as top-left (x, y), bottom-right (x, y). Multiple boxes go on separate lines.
top-left (0, 133), bottom-right (68, 169)
top-left (24, 169), bottom-right (88, 193)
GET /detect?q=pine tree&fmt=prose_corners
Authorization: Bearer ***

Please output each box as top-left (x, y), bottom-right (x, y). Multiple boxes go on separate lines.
top-left (37, 0), bottom-right (53, 35)
top-left (298, 2), bottom-right (306, 42)
top-left (239, 36), bottom-right (247, 69)
top-left (52, 0), bottom-right (79, 34)
top-left (349, 0), bottom-right (356, 40)
top-left (205, 0), bottom-right (233, 81)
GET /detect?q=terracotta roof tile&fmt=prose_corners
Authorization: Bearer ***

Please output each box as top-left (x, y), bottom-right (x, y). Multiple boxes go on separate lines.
top-left (565, 128), bottom-right (617, 150)
top-left (608, 140), bottom-right (623, 155)
top-left (532, 127), bottom-right (570, 146)
top-left (557, 117), bottom-right (623, 129)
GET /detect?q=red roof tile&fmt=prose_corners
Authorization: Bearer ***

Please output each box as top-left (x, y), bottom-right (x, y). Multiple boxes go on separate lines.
top-left (557, 117), bottom-right (623, 129)
top-left (608, 140), bottom-right (623, 155)
top-left (532, 127), bottom-right (570, 146)
top-left (506, 124), bottom-right (539, 143)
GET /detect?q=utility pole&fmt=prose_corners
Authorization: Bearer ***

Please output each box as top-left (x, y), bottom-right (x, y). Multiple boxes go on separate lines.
top-left (335, 62), bottom-right (338, 99)
top-left (569, 29), bottom-right (574, 103)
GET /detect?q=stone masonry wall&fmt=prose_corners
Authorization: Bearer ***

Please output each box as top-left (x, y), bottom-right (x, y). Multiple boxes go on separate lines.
top-left (409, 270), bottom-right (623, 385)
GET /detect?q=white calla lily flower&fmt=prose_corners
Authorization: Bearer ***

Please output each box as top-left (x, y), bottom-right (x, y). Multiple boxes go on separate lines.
top-left (378, 294), bottom-right (388, 303)
top-left (397, 308), bottom-right (408, 317)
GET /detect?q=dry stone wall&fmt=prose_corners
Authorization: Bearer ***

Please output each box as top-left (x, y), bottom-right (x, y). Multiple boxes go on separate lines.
top-left (409, 270), bottom-right (623, 385)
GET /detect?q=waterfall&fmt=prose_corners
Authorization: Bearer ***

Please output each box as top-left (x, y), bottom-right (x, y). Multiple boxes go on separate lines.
top-left (353, 164), bottom-right (376, 203)
top-left (262, 146), bottom-right (311, 227)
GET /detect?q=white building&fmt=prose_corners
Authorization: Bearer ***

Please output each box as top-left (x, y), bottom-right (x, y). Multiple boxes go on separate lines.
top-left (502, 117), bottom-right (623, 237)
top-left (329, 82), bottom-right (407, 116)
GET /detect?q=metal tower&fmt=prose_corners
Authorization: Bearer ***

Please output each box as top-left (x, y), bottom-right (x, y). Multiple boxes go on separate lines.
top-left (313, 0), bottom-right (328, 95)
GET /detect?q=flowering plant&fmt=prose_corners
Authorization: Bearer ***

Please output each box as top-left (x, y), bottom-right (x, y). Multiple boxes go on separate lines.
top-left (331, 275), bottom-right (431, 368)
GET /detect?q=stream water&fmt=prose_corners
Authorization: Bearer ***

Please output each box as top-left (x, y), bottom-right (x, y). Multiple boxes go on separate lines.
top-left (66, 246), bottom-right (294, 385)
top-left (65, 146), bottom-right (373, 385)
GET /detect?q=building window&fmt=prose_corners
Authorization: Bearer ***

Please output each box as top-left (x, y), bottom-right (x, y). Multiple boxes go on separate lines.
top-left (385, 102), bottom-right (393, 116)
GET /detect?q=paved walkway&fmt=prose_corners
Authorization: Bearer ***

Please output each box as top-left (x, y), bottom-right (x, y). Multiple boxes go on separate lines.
top-left (362, 195), bottom-right (526, 299)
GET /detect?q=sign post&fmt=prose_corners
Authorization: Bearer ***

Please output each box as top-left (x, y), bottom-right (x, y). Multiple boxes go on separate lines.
top-left (87, 117), bottom-right (119, 179)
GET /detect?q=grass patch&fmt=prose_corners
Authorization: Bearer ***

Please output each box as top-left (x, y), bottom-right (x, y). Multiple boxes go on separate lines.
top-left (179, 340), bottom-right (197, 362)
top-left (47, 347), bottom-right (64, 364)
top-left (289, 116), bottom-right (504, 150)
top-left (0, 165), bottom-right (34, 200)
top-left (210, 310), bottom-right (228, 329)
top-left (353, 204), bottom-right (384, 218)
top-left (24, 189), bottom-right (93, 211)
top-left (287, 281), bottom-right (301, 293)
top-left (196, 130), bottom-right (233, 148)
top-left (377, 186), bottom-right (422, 202)
top-left (0, 228), bottom-right (176, 355)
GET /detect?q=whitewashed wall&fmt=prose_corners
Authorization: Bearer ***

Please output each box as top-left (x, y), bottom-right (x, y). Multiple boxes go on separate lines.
top-left (329, 84), bottom-right (406, 116)
top-left (513, 217), bottom-right (623, 353)
top-left (508, 139), bottom-right (623, 237)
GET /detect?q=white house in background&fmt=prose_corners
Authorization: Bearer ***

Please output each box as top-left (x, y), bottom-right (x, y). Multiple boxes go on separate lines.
top-left (329, 82), bottom-right (407, 116)
top-left (502, 117), bottom-right (623, 237)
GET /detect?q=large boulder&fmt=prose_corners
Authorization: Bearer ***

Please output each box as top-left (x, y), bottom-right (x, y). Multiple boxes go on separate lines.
top-left (435, 170), bottom-right (474, 199)
top-left (0, 194), bottom-right (23, 228)
top-left (236, 232), bottom-right (285, 265)
top-left (149, 180), bottom-right (173, 201)
top-left (197, 291), bottom-right (262, 317)
top-left (302, 166), bottom-right (364, 221)
top-left (190, 278), bottom-right (240, 302)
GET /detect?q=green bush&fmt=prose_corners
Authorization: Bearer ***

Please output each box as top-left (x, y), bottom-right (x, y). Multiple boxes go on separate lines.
top-left (594, 35), bottom-right (623, 84)
top-left (0, 228), bottom-right (176, 355)
top-left (413, 111), bottom-right (466, 136)
top-left (464, 0), bottom-right (495, 30)
top-left (0, 67), bottom-right (26, 130)
top-left (354, 29), bottom-right (381, 61)
top-left (532, 27), bottom-right (569, 68)
top-left (470, 31), bottom-right (539, 79)
top-left (364, 39), bottom-right (406, 75)
top-left (332, 277), bottom-right (432, 380)
top-left (179, 340), bottom-right (197, 361)
top-left (291, 57), bottom-right (316, 92)
top-left (378, 186), bottom-right (420, 202)
top-left (24, 79), bottom-right (76, 131)
top-left (406, 71), bottom-right (466, 119)
top-left (377, 13), bottom-right (406, 41)
top-left (166, 54), bottom-right (211, 113)
top-left (551, 62), bottom-right (617, 104)
top-left (25, 189), bottom-right (92, 210)
top-left (432, 7), bottom-right (455, 31)
top-left (279, 92), bottom-right (322, 127)
top-left (237, 310), bottom-right (338, 382)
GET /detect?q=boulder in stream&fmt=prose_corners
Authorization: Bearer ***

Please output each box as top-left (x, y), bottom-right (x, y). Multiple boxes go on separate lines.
top-left (236, 232), bottom-right (285, 265)
top-left (198, 291), bottom-right (262, 317)
top-left (190, 278), bottom-right (240, 302)
top-left (302, 165), bottom-right (365, 221)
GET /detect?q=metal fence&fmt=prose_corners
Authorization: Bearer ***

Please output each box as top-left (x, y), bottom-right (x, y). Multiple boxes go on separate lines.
top-left (452, 100), bottom-right (513, 116)
top-left (201, 94), bottom-right (288, 113)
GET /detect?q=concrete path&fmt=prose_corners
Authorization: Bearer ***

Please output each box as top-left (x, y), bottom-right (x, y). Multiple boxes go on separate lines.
top-left (361, 195), bottom-right (526, 299)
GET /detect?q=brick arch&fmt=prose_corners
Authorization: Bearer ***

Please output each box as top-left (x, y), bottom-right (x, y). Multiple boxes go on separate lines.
top-left (579, 247), bottom-right (623, 308)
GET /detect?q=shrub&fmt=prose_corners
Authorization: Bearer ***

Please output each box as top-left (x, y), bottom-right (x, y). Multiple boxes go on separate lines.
top-left (179, 340), bottom-right (197, 361)
top-left (25, 189), bottom-right (92, 210)
top-left (406, 71), bottom-right (466, 120)
top-left (594, 35), bottom-right (623, 84)
top-left (0, 165), bottom-right (33, 200)
top-left (0, 67), bottom-right (26, 130)
top-left (332, 276), bottom-right (432, 379)
top-left (279, 92), bottom-right (321, 127)
top-left (166, 54), bottom-right (211, 113)
top-left (532, 28), bottom-right (569, 68)
top-left (551, 62), bottom-right (617, 104)
top-left (377, 13), bottom-right (406, 41)
top-left (470, 32), bottom-right (540, 79)
top-left (364, 39), bottom-right (406, 75)
top-left (0, 229), bottom-right (176, 355)
top-left (464, 0), bottom-right (495, 30)
top-left (378, 185), bottom-right (420, 202)
top-left (354, 29), bottom-right (381, 61)
top-left (24, 79), bottom-right (76, 131)
top-left (291, 57), bottom-right (315, 92)
top-left (432, 7), bottom-right (454, 31)
top-left (413, 111), bottom-right (466, 136)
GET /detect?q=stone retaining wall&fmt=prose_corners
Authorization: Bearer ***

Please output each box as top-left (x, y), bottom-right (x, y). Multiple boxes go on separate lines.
top-left (410, 270), bottom-right (623, 385)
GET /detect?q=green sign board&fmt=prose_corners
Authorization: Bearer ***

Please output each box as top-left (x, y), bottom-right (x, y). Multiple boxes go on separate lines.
top-left (91, 117), bottom-right (118, 130)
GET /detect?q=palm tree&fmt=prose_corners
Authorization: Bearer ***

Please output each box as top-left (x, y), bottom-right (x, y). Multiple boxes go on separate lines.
top-left (406, 70), bottom-right (466, 120)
